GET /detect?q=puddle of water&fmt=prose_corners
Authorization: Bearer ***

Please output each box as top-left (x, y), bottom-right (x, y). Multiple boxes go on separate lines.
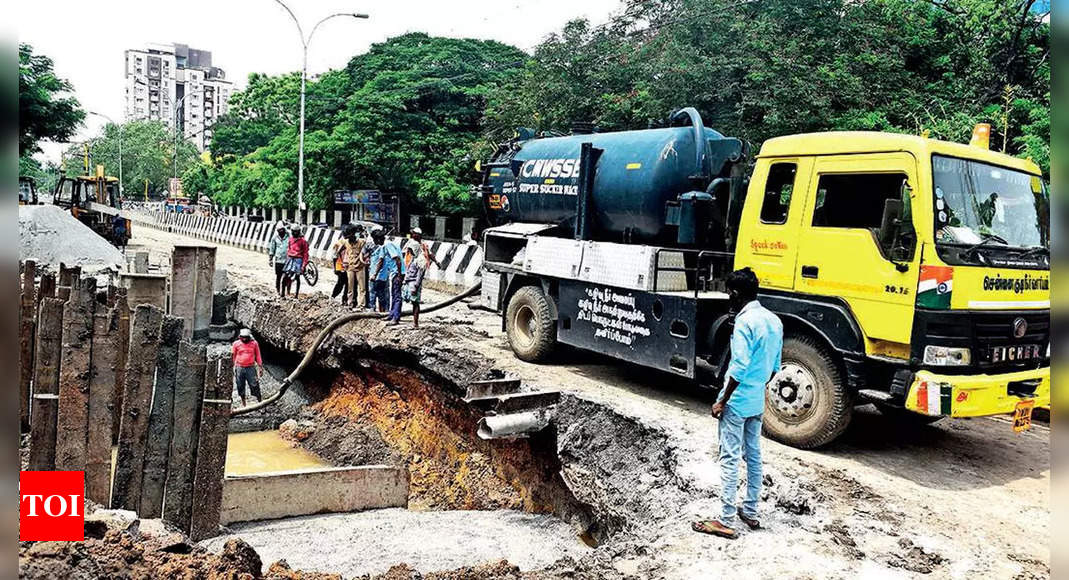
top-left (225, 430), bottom-right (330, 476)
top-left (108, 430), bottom-right (329, 480)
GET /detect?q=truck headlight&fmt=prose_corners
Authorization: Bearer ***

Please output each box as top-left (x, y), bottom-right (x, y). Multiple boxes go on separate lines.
top-left (923, 345), bottom-right (971, 366)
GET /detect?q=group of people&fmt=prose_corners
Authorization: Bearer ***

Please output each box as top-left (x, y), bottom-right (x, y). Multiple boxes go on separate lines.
top-left (267, 220), bottom-right (438, 327)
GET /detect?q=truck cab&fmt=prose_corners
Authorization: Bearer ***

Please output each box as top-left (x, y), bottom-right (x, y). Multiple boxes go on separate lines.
top-left (735, 133), bottom-right (1049, 443)
top-left (19, 177), bottom-right (39, 205)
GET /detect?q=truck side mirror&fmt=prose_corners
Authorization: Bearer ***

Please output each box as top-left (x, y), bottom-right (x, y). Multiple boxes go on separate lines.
top-left (878, 199), bottom-right (902, 249)
top-left (878, 198), bottom-right (916, 266)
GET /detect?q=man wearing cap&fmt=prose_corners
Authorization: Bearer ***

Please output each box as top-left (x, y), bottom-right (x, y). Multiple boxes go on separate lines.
top-left (232, 328), bottom-right (264, 407)
top-left (402, 227), bottom-right (440, 327)
top-left (267, 222), bottom-right (290, 296)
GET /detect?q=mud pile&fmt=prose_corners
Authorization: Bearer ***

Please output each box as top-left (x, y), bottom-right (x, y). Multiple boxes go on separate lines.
top-left (19, 506), bottom-right (328, 579)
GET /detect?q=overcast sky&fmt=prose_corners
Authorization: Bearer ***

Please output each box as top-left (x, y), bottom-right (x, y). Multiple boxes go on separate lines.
top-left (17, 0), bottom-right (623, 163)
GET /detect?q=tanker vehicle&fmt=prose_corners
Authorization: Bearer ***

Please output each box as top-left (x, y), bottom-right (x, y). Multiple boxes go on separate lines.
top-left (477, 108), bottom-right (1050, 448)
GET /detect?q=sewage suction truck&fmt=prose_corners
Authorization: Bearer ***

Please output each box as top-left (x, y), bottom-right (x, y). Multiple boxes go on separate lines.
top-left (477, 108), bottom-right (1050, 448)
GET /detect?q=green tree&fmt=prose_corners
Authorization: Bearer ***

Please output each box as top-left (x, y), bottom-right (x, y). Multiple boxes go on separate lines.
top-left (202, 33), bottom-right (525, 213)
top-left (63, 120), bottom-right (200, 198)
top-left (19, 44), bottom-right (84, 156)
top-left (484, 0), bottom-right (1049, 173)
top-left (19, 155), bottom-right (60, 193)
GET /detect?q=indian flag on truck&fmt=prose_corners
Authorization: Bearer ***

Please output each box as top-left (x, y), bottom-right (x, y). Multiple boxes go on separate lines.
top-left (917, 265), bottom-right (953, 309)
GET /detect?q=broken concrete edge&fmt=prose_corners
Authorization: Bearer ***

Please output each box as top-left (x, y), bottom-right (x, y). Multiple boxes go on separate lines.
top-left (231, 292), bottom-right (500, 404)
top-left (219, 465), bottom-right (409, 525)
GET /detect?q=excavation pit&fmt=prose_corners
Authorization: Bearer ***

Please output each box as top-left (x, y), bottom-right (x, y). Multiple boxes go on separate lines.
top-left (203, 347), bottom-right (599, 576)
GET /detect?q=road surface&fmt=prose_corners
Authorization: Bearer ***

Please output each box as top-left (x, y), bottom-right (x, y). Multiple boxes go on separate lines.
top-left (129, 225), bottom-right (1050, 579)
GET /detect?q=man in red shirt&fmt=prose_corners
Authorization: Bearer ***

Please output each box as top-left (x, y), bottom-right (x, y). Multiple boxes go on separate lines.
top-left (282, 225), bottom-right (311, 298)
top-left (232, 328), bottom-right (263, 407)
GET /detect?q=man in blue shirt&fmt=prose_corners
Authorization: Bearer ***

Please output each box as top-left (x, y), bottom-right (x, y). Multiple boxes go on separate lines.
top-left (694, 267), bottom-right (782, 540)
top-left (370, 231), bottom-right (404, 324)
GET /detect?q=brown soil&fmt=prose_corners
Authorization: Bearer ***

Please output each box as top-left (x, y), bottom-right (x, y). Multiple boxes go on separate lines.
top-left (297, 414), bottom-right (401, 467)
top-left (307, 360), bottom-right (585, 522)
top-left (20, 534), bottom-right (275, 579)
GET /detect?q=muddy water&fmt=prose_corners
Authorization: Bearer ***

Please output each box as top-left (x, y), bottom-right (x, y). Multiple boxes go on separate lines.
top-left (224, 430), bottom-right (329, 476)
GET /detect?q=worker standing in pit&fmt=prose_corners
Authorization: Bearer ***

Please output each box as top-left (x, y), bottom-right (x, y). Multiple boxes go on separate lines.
top-left (267, 222), bottom-right (290, 296)
top-left (693, 268), bottom-right (782, 540)
top-left (232, 328), bottom-right (264, 407)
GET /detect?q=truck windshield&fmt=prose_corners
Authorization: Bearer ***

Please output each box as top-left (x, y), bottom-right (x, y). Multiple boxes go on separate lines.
top-left (932, 155), bottom-right (1049, 250)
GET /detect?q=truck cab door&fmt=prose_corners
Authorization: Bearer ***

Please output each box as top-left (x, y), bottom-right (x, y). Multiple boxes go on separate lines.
top-left (795, 152), bottom-right (921, 345)
top-left (735, 158), bottom-right (812, 290)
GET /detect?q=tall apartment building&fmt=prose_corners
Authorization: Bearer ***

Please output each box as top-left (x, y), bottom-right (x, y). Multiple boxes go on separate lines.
top-left (124, 43), bottom-right (233, 150)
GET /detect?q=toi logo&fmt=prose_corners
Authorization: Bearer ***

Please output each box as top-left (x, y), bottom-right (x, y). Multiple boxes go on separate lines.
top-left (20, 471), bottom-right (85, 541)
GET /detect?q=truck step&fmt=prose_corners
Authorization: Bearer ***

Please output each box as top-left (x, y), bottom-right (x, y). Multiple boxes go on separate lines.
top-left (465, 390), bottom-right (561, 414)
top-left (465, 378), bottom-right (522, 400)
top-left (858, 389), bottom-right (893, 403)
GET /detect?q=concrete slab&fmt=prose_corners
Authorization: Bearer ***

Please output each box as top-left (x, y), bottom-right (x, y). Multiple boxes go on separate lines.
top-left (219, 465), bottom-right (408, 525)
top-left (119, 273), bottom-right (167, 312)
top-left (170, 245), bottom-right (216, 341)
top-left (202, 508), bottom-right (589, 577)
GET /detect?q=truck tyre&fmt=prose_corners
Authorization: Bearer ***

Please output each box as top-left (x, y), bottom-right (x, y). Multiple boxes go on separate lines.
top-left (762, 335), bottom-right (852, 448)
top-left (874, 403), bottom-right (944, 425)
top-left (505, 285), bottom-right (557, 362)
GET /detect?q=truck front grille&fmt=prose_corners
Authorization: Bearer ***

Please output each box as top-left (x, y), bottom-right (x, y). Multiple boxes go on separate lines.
top-left (912, 309), bottom-right (1050, 372)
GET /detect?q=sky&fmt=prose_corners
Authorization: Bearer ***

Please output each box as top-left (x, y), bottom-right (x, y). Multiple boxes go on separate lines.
top-left (16, 0), bottom-right (624, 163)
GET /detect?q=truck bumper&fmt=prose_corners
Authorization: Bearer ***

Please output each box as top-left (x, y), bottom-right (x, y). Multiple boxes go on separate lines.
top-left (904, 366), bottom-right (1050, 417)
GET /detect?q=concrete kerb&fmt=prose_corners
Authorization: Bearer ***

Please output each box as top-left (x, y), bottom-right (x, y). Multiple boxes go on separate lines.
top-left (219, 465), bottom-right (409, 525)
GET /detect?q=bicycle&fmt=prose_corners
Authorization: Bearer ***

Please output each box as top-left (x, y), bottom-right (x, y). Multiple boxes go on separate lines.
top-left (302, 259), bottom-right (319, 287)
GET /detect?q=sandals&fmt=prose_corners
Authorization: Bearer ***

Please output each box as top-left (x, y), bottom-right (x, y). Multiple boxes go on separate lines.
top-left (691, 520), bottom-right (738, 539)
top-left (737, 510), bottom-right (761, 530)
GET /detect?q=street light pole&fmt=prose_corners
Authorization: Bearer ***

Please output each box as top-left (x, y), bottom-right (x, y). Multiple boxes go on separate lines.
top-left (271, 0), bottom-right (368, 221)
top-left (172, 88), bottom-right (203, 182)
top-left (88, 111), bottom-right (123, 197)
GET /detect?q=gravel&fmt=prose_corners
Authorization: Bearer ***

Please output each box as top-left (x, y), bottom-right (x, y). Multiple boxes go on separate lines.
top-left (19, 205), bottom-right (124, 272)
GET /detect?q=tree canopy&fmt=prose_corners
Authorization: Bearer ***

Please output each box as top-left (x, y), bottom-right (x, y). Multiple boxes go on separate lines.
top-left (192, 33), bottom-right (526, 213)
top-left (63, 120), bottom-right (200, 198)
top-left (190, 1), bottom-right (1048, 215)
top-left (19, 44), bottom-right (85, 157)
top-left (486, 0), bottom-right (1049, 174)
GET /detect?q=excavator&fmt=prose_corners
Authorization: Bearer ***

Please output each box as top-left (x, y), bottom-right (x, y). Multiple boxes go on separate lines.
top-left (53, 152), bottom-right (130, 248)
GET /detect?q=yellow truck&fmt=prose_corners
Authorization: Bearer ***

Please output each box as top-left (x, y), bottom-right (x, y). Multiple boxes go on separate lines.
top-left (734, 130), bottom-right (1049, 444)
top-left (478, 108), bottom-right (1049, 447)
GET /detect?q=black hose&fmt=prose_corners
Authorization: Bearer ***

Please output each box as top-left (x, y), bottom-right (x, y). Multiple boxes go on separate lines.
top-left (231, 281), bottom-right (483, 416)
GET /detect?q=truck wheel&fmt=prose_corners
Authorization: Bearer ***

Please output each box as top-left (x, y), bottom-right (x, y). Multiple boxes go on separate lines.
top-left (762, 335), bottom-right (852, 448)
top-left (874, 403), bottom-right (944, 425)
top-left (505, 285), bottom-right (557, 362)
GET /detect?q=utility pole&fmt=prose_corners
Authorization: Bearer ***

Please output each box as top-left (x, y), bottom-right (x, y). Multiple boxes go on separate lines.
top-left (271, 0), bottom-right (368, 221)
top-left (88, 111), bottom-right (123, 197)
top-left (173, 90), bottom-right (201, 181)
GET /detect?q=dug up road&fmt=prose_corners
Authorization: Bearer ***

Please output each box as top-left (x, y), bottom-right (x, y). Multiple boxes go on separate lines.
top-left (130, 226), bottom-right (1050, 579)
